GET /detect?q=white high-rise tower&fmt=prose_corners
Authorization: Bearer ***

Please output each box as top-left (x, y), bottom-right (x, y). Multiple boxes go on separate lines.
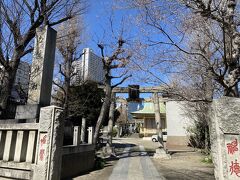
top-left (72, 48), bottom-right (104, 84)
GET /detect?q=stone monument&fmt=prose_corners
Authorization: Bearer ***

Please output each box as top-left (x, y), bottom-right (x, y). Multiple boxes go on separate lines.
top-left (210, 96), bottom-right (240, 180)
top-left (15, 26), bottom-right (57, 120)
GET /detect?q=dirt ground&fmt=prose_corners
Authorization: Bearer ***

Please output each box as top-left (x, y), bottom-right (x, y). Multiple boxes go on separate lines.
top-left (152, 152), bottom-right (215, 180)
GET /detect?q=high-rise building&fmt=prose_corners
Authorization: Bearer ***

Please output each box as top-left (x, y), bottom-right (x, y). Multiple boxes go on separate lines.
top-left (0, 61), bottom-right (30, 103)
top-left (14, 61), bottom-right (31, 94)
top-left (72, 48), bottom-right (104, 85)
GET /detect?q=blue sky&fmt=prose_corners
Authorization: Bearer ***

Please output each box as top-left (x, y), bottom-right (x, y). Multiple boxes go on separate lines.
top-left (84, 1), bottom-right (155, 98)
top-left (78, 1), bottom-right (182, 98)
top-left (84, 1), bottom-right (138, 79)
top-left (85, 0), bottom-right (121, 51)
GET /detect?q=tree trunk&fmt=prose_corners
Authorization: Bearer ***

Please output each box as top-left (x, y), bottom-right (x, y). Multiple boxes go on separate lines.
top-left (93, 82), bottom-right (111, 145)
top-left (224, 0), bottom-right (239, 97)
top-left (107, 93), bottom-right (115, 147)
top-left (0, 48), bottom-right (24, 116)
top-left (81, 117), bottom-right (86, 143)
top-left (153, 92), bottom-right (163, 146)
top-left (0, 69), bottom-right (17, 117)
top-left (63, 56), bottom-right (71, 118)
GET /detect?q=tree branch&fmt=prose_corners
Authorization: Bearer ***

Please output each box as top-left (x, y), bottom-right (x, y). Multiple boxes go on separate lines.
top-left (52, 80), bottom-right (66, 96)
top-left (110, 70), bottom-right (128, 79)
top-left (20, 47), bottom-right (34, 58)
top-left (112, 75), bottom-right (132, 88)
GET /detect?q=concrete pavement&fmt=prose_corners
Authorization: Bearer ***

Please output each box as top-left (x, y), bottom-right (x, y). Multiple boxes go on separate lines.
top-left (109, 142), bottom-right (166, 180)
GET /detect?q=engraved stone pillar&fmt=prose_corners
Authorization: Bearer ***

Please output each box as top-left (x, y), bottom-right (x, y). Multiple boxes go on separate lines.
top-left (28, 26), bottom-right (57, 106)
top-left (33, 106), bottom-right (64, 180)
top-left (209, 97), bottom-right (240, 180)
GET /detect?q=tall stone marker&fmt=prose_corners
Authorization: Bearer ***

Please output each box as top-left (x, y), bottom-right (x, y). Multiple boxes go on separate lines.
top-left (15, 26), bottom-right (57, 120)
top-left (210, 96), bottom-right (240, 180)
top-left (28, 26), bottom-right (57, 105)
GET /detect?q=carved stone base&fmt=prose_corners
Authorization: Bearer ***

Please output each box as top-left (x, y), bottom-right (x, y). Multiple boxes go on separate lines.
top-left (153, 148), bottom-right (171, 159)
top-left (102, 146), bottom-right (117, 158)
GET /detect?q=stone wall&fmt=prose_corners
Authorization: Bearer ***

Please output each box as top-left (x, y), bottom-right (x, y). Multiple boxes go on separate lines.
top-left (61, 144), bottom-right (95, 179)
top-left (166, 101), bottom-right (190, 147)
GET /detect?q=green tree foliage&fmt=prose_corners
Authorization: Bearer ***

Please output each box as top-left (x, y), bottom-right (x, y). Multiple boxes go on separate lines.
top-left (67, 82), bottom-right (104, 126)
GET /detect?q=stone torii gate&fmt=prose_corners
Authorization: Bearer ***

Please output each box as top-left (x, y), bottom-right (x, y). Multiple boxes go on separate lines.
top-left (112, 85), bottom-right (170, 158)
top-left (112, 86), bottom-right (165, 93)
top-left (112, 85), bottom-right (166, 144)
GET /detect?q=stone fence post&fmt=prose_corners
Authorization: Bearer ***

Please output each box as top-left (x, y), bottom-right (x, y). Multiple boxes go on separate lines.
top-left (33, 106), bottom-right (64, 180)
top-left (209, 97), bottom-right (240, 180)
top-left (88, 127), bottom-right (94, 144)
top-left (73, 126), bottom-right (81, 145)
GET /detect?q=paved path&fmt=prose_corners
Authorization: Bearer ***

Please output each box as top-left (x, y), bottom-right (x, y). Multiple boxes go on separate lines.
top-left (74, 138), bottom-right (214, 180)
top-left (108, 143), bottom-right (166, 180)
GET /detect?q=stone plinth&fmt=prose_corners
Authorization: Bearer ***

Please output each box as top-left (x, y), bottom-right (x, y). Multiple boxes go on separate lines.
top-left (210, 96), bottom-right (240, 180)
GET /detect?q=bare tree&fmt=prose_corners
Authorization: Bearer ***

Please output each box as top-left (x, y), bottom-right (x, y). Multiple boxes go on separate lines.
top-left (93, 37), bottom-right (132, 145)
top-left (52, 16), bottom-right (88, 143)
top-left (0, 0), bottom-right (86, 115)
top-left (113, 1), bottom-right (222, 151)
top-left (53, 16), bottom-right (85, 117)
top-left (119, 0), bottom-right (240, 98)
top-left (181, 0), bottom-right (240, 97)
top-left (164, 14), bottom-right (215, 101)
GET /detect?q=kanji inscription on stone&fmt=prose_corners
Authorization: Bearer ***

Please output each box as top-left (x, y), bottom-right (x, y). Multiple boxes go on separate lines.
top-left (28, 32), bottom-right (45, 104)
top-left (38, 133), bottom-right (48, 164)
top-left (225, 134), bottom-right (240, 179)
top-left (27, 26), bottom-right (56, 106)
